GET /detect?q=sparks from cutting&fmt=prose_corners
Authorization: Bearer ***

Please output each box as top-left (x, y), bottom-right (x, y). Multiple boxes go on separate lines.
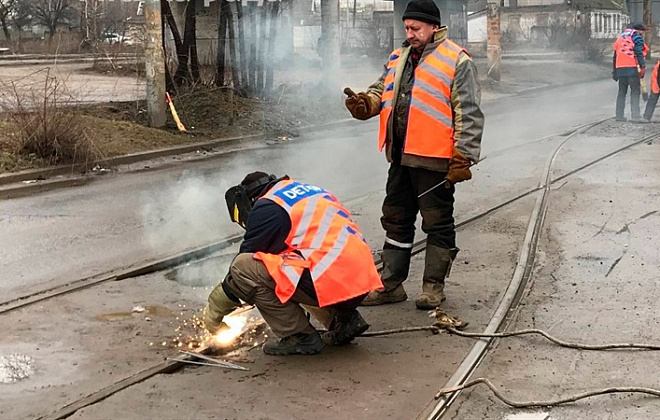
top-left (212, 314), bottom-right (248, 346)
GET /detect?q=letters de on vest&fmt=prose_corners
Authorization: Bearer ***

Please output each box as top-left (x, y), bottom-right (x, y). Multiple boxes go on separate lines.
top-left (253, 180), bottom-right (383, 307)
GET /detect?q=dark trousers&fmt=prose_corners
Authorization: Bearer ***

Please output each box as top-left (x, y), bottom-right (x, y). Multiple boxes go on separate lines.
top-left (616, 76), bottom-right (641, 119)
top-left (644, 92), bottom-right (660, 120)
top-left (381, 163), bottom-right (456, 250)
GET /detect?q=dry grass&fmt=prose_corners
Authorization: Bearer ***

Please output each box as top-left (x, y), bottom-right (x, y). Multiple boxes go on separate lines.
top-left (0, 70), bottom-right (348, 174)
top-left (78, 115), bottom-right (196, 156)
top-left (0, 68), bottom-right (104, 170)
top-left (0, 114), bottom-right (193, 172)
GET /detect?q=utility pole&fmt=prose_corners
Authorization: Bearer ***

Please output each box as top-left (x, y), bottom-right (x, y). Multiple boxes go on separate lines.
top-left (321, 0), bottom-right (341, 88)
top-left (486, 0), bottom-right (501, 81)
top-left (643, 0), bottom-right (653, 59)
top-left (144, 0), bottom-right (167, 128)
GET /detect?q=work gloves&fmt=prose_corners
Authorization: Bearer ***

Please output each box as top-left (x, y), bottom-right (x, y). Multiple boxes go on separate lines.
top-left (203, 279), bottom-right (239, 335)
top-left (639, 67), bottom-right (646, 78)
top-left (344, 87), bottom-right (381, 121)
top-left (445, 147), bottom-right (472, 187)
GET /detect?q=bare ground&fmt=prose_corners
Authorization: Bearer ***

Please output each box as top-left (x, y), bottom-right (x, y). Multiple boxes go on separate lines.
top-left (0, 194), bottom-right (533, 420)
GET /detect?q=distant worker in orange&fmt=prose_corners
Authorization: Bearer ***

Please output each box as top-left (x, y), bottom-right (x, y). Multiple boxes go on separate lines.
top-left (643, 59), bottom-right (660, 121)
top-left (613, 23), bottom-right (648, 122)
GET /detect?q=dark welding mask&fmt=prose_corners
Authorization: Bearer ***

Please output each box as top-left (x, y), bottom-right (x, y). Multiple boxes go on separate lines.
top-left (225, 174), bottom-right (277, 229)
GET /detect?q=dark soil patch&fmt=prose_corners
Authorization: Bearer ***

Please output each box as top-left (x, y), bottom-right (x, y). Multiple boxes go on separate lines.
top-left (0, 83), bottom-right (349, 173)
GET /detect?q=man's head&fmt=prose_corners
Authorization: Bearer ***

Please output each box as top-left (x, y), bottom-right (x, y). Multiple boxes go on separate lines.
top-left (225, 171), bottom-right (278, 228)
top-left (632, 23), bottom-right (647, 32)
top-left (240, 171), bottom-right (274, 201)
top-left (402, 0), bottom-right (441, 50)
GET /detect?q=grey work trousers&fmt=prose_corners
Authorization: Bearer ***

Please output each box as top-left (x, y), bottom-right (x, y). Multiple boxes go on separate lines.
top-left (644, 92), bottom-right (659, 120)
top-left (616, 76), bottom-right (641, 119)
top-left (227, 253), bottom-right (370, 338)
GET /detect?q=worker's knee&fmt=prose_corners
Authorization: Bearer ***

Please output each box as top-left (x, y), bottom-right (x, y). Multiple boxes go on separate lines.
top-left (229, 253), bottom-right (255, 278)
top-left (227, 253), bottom-right (272, 304)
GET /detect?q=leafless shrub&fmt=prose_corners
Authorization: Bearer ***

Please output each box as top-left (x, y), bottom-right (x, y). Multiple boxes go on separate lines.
top-left (0, 69), bottom-right (102, 168)
top-left (574, 25), bottom-right (606, 63)
top-left (341, 27), bottom-right (390, 57)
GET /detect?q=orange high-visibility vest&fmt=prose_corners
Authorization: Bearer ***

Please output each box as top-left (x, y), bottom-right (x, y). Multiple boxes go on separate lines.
top-left (253, 179), bottom-right (383, 307)
top-left (614, 29), bottom-right (649, 68)
top-left (379, 39), bottom-right (466, 159)
top-left (652, 61), bottom-right (660, 94)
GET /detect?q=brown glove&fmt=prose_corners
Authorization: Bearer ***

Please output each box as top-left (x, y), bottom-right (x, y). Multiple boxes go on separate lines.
top-left (445, 147), bottom-right (472, 187)
top-left (344, 89), bottom-right (380, 121)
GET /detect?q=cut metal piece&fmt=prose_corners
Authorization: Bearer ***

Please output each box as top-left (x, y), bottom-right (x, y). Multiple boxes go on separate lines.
top-left (167, 358), bottom-right (248, 371)
top-left (178, 350), bottom-right (249, 371)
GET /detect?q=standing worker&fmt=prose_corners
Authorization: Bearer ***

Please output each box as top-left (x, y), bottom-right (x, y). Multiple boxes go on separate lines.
top-left (643, 59), bottom-right (660, 121)
top-left (613, 23), bottom-right (648, 122)
top-left (203, 172), bottom-right (383, 355)
top-left (343, 0), bottom-right (484, 310)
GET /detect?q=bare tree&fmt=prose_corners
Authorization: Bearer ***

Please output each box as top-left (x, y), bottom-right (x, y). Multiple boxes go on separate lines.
top-left (215, 0), bottom-right (228, 86)
top-left (31, 0), bottom-right (73, 43)
top-left (11, 0), bottom-right (33, 31)
top-left (80, 0), bottom-right (102, 45)
top-left (10, 0), bottom-right (32, 51)
top-left (170, 1), bottom-right (199, 86)
top-left (0, 0), bottom-right (16, 40)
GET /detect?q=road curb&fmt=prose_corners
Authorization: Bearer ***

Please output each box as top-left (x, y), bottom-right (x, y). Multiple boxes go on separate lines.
top-left (0, 118), bottom-right (359, 194)
top-left (0, 177), bottom-right (92, 200)
top-left (486, 75), bottom-right (610, 103)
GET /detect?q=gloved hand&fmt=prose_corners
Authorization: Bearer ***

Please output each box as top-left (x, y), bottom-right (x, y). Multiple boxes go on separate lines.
top-left (612, 71), bottom-right (618, 82)
top-left (344, 88), bottom-right (380, 121)
top-left (203, 280), bottom-right (239, 335)
top-left (639, 67), bottom-right (646, 78)
top-left (445, 147), bottom-right (472, 187)
top-left (204, 319), bottom-right (230, 336)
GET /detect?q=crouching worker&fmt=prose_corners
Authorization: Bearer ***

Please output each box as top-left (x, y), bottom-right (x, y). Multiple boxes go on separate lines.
top-left (203, 172), bottom-right (383, 355)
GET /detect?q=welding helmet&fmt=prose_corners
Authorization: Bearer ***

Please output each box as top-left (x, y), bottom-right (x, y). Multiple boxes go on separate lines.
top-left (225, 172), bottom-right (279, 229)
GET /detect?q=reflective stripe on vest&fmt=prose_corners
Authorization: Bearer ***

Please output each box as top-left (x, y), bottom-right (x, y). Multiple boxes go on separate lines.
top-left (378, 49), bottom-right (400, 151)
top-left (378, 39), bottom-right (465, 159)
top-left (253, 179), bottom-right (383, 306)
top-left (652, 61), bottom-right (660, 94)
top-left (614, 30), bottom-right (648, 68)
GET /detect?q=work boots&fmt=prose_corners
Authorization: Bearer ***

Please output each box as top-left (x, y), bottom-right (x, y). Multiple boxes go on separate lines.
top-left (326, 310), bottom-right (370, 346)
top-left (262, 331), bottom-right (325, 356)
top-left (361, 247), bottom-right (411, 306)
top-left (415, 245), bottom-right (459, 310)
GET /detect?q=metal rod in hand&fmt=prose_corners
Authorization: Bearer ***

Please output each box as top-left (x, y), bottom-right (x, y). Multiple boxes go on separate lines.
top-left (417, 156), bottom-right (487, 199)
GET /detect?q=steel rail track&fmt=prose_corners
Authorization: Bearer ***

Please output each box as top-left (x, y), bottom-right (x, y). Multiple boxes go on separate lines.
top-left (19, 119), bottom-right (657, 420)
top-left (418, 125), bottom-right (660, 420)
top-left (0, 118), bottom-right (614, 316)
top-left (0, 236), bottom-right (243, 315)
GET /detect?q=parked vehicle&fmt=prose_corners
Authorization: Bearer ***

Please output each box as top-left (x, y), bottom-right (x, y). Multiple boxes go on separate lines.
top-left (102, 33), bottom-right (134, 46)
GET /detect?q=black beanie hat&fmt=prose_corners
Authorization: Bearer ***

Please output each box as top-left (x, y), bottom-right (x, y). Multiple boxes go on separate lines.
top-left (402, 0), bottom-right (441, 26)
top-left (241, 171), bottom-right (272, 199)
